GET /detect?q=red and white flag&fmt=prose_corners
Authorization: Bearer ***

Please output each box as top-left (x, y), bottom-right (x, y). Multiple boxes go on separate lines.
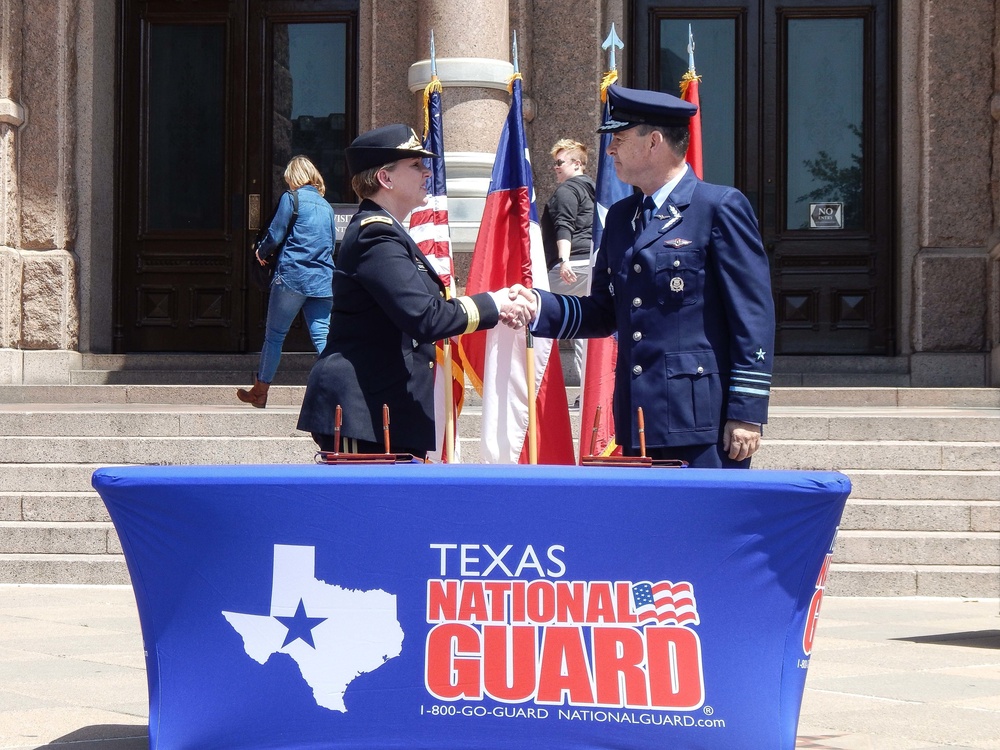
top-left (680, 25), bottom-right (704, 179)
top-left (461, 71), bottom-right (575, 464)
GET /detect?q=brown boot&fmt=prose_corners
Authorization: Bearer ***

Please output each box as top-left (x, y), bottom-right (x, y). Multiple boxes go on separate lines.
top-left (236, 378), bottom-right (270, 408)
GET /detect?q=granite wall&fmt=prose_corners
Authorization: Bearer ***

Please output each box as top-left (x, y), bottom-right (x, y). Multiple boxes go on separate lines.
top-left (0, 0), bottom-right (995, 385)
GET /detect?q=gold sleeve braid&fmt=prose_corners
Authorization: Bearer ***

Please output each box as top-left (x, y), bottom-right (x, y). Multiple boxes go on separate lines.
top-left (456, 296), bottom-right (481, 334)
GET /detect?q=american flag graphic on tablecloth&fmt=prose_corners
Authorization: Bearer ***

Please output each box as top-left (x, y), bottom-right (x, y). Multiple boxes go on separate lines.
top-left (631, 581), bottom-right (701, 626)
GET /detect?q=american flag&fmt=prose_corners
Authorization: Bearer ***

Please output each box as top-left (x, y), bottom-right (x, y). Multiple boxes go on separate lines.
top-left (631, 580), bottom-right (701, 626)
top-left (408, 75), bottom-right (464, 462)
top-left (409, 77), bottom-right (455, 290)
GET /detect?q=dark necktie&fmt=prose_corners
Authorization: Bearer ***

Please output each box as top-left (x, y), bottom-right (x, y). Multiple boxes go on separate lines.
top-left (635, 196), bottom-right (656, 239)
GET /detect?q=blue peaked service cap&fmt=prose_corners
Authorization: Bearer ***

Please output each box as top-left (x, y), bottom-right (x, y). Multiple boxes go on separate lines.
top-left (345, 123), bottom-right (439, 176)
top-left (597, 86), bottom-right (698, 133)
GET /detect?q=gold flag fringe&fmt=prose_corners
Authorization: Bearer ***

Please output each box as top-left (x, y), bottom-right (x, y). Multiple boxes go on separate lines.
top-left (679, 69), bottom-right (702, 99)
top-left (506, 71), bottom-right (523, 94)
top-left (600, 69), bottom-right (618, 102)
top-left (422, 76), bottom-right (443, 139)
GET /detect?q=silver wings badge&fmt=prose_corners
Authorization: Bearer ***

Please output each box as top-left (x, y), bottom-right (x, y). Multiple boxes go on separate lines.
top-left (654, 204), bottom-right (683, 232)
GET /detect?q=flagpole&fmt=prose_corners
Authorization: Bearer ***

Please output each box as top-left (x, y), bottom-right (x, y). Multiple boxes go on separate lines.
top-left (514, 29), bottom-right (537, 465)
top-left (427, 30), bottom-right (456, 464)
top-left (442, 293), bottom-right (455, 463)
top-left (577, 24), bottom-right (629, 461)
top-left (680, 25), bottom-right (704, 179)
top-left (525, 329), bottom-right (538, 464)
top-left (511, 31), bottom-right (540, 464)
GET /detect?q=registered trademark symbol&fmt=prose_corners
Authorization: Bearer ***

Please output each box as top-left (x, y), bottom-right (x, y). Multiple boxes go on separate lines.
top-left (703, 706), bottom-right (714, 715)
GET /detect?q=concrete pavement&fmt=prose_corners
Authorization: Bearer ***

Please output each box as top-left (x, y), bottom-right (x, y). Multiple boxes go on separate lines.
top-left (0, 586), bottom-right (998, 749)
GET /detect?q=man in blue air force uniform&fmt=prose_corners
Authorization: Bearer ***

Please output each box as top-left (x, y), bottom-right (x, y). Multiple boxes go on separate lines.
top-left (515, 86), bottom-right (775, 468)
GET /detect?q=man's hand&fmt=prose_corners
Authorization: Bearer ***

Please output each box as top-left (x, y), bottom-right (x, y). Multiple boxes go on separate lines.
top-left (723, 420), bottom-right (761, 461)
top-left (495, 286), bottom-right (535, 329)
top-left (501, 284), bottom-right (537, 328)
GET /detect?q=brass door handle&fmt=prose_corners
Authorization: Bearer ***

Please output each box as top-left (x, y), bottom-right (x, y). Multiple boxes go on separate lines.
top-left (248, 193), bottom-right (261, 232)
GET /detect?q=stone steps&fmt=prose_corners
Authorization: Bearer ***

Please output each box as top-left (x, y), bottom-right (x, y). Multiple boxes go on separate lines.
top-left (0, 436), bottom-right (313, 464)
top-left (3, 383), bottom-right (995, 407)
top-left (0, 553), bottom-right (128, 585)
top-left (756, 441), bottom-right (1000, 471)
top-left (835, 530), bottom-right (1000, 566)
top-left (0, 492), bottom-right (110, 522)
top-left (0, 384), bottom-right (997, 595)
top-left (840, 498), bottom-right (998, 532)
top-left (70, 354), bottom-right (315, 386)
top-left (824, 564), bottom-right (998, 598)
top-left (0, 385), bottom-right (307, 405)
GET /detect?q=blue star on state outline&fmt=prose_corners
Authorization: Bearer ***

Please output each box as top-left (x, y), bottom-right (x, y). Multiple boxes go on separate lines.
top-left (274, 599), bottom-right (326, 649)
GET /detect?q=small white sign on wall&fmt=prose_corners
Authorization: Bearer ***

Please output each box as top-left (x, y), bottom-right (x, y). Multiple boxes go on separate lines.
top-left (809, 202), bottom-right (844, 229)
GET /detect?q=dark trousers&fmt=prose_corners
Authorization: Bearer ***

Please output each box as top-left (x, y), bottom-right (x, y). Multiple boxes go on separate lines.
top-left (624, 443), bottom-right (751, 469)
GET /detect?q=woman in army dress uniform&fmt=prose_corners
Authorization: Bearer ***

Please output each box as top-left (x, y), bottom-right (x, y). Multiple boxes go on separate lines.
top-left (297, 124), bottom-right (523, 459)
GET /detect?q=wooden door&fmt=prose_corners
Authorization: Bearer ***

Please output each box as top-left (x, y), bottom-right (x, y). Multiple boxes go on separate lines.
top-left (116, 0), bottom-right (357, 353)
top-left (632, 0), bottom-right (895, 354)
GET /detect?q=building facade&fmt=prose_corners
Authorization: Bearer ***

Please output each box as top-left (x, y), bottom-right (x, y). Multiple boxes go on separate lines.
top-left (0, 0), bottom-right (997, 385)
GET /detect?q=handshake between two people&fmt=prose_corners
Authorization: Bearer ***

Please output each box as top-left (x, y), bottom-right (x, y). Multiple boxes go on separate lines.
top-left (495, 284), bottom-right (538, 330)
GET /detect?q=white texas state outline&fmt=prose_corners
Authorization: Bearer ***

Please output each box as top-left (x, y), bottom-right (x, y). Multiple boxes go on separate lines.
top-left (222, 544), bottom-right (404, 712)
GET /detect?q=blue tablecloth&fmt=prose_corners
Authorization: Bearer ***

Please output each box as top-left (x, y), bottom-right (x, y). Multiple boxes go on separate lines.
top-left (93, 464), bottom-right (849, 750)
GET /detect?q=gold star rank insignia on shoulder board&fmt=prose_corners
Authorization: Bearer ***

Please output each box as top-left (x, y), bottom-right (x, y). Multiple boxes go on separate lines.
top-left (360, 215), bottom-right (393, 227)
top-left (664, 238), bottom-right (692, 248)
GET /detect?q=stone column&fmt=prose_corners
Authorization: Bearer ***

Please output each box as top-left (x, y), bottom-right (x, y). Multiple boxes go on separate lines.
top-left (908, 0), bottom-right (993, 385)
top-left (990, 0), bottom-right (1000, 386)
top-left (1, 0), bottom-right (26, 378)
top-left (407, 0), bottom-right (513, 282)
top-left (0, 0), bottom-right (82, 382)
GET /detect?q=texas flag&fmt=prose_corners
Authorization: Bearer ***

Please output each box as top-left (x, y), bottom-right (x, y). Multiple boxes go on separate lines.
top-left (461, 73), bottom-right (575, 464)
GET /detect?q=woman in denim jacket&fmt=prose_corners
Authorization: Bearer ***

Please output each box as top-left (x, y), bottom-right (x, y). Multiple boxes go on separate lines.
top-left (237, 156), bottom-right (335, 408)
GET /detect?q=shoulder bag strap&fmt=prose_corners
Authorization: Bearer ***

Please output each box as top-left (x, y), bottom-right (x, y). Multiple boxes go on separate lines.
top-left (272, 190), bottom-right (298, 262)
top-left (286, 189), bottom-right (298, 237)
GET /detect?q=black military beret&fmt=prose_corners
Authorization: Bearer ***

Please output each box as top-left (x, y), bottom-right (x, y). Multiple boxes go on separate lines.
top-left (597, 86), bottom-right (698, 133)
top-left (345, 124), bottom-right (439, 176)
